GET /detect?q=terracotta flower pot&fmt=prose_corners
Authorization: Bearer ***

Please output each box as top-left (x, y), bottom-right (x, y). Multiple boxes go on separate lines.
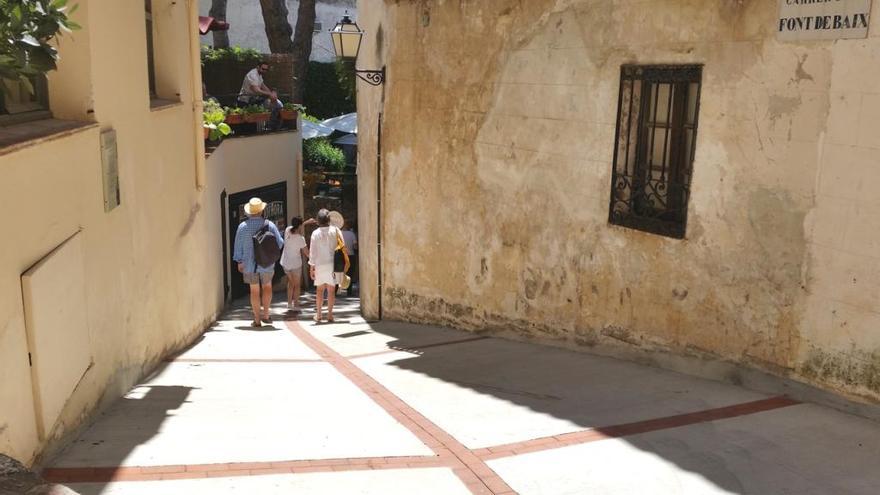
top-left (203, 127), bottom-right (209, 140)
top-left (280, 109), bottom-right (298, 121)
top-left (244, 112), bottom-right (270, 123)
top-left (225, 113), bottom-right (244, 125)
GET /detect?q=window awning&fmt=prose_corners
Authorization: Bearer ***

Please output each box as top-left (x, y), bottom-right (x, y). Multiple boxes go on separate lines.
top-left (198, 16), bottom-right (230, 35)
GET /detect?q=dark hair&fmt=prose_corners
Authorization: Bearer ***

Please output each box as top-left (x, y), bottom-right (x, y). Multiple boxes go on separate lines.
top-left (258, 62), bottom-right (270, 69)
top-left (316, 209), bottom-right (330, 226)
top-left (290, 216), bottom-right (303, 230)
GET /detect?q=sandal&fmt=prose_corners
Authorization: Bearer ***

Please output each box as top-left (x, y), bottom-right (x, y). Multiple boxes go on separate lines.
top-left (262, 316), bottom-right (272, 324)
top-left (327, 314), bottom-right (335, 323)
top-left (251, 320), bottom-right (262, 328)
top-left (313, 315), bottom-right (322, 323)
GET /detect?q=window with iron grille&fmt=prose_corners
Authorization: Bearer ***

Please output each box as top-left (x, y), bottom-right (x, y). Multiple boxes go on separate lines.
top-left (609, 65), bottom-right (702, 239)
top-left (0, 75), bottom-right (50, 125)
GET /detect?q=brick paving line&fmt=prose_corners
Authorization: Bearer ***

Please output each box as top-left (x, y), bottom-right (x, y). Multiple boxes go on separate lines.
top-left (283, 319), bottom-right (514, 495)
top-left (42, 456), bottom-right (450, 483)
top-left (163, 357), bottom-right (325, 363)
top-left (473, 396), bottom-right (801, 461)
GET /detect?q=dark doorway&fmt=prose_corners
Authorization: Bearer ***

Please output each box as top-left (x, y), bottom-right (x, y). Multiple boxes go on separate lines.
top-left (220, 189), bottom-right (229, 301)
top-left (228, 181), bottom-right (287, 300)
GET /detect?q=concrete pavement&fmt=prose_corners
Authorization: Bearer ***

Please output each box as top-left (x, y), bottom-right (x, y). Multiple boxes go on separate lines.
top-left (43, 294), bottom-right (880, 494)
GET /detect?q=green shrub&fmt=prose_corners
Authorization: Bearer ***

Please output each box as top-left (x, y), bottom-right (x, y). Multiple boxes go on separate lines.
top-left (304, 137), bottom-right (345, 172)
top-left (303, 61), bottom-right (355, 119)
top-left (200, 45), bottom-right (262, 66)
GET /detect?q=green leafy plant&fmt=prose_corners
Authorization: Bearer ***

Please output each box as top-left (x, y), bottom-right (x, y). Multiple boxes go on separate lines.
top-left (200, 45), bottom-right (262, 66)
top-left (300, 112), bottom-right (320, 123)
top-left (203, 100), bottom-right (231, 141)
top-left (283, 102), bottom-right (305, 112)
top-left (224, 106), bottom-right (245, 116)
top-left (304, 137), bottom-right (345, 172)
top-left (0, 0), bottom-right (80, 95)
top-left (242, 104), bottom-right (267, 115)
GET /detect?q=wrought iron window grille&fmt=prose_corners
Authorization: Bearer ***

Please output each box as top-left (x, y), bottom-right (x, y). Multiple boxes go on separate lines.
top-left (608, 65), bottom-right (702, 239)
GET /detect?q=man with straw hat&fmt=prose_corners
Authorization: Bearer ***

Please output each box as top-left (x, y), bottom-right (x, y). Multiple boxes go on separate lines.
top-left (233, 198), bottom-right (284, 327)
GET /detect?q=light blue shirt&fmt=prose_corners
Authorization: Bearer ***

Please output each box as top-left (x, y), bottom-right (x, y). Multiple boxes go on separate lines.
top-left (233, 217), bottom-right (283, 273)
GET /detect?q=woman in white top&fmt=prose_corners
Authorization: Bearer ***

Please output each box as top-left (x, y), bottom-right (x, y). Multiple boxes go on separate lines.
top-left (309, 209), bottom-right (348, 322)
top-left (280, 216), bottom-right (313, 312)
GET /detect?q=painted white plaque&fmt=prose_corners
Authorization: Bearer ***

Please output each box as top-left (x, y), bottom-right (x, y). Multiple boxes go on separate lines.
top-left (777, 0), bottom-right (872, 41)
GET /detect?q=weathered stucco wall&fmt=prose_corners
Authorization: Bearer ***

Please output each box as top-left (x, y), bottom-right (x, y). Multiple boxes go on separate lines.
top-left (0, 0), bottom-right (222, 465)
top-left (357, 0), bottom-right (880, 403)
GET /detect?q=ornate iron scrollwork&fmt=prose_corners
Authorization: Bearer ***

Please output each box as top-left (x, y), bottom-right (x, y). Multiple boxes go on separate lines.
top-left (355, 68), bottom-right (385, 86)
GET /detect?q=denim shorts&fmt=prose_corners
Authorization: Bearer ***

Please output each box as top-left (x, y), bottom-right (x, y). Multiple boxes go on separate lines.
top-left (243, 272), bottom-right (273, 285)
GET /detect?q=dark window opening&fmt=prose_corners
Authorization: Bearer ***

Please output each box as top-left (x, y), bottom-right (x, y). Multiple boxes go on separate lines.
top-left (609, 65), bottom-right (702, 239)
top-left (145, 0), bottom-right (157, 97)
top-left (0, 75), bottom-right (50, 126)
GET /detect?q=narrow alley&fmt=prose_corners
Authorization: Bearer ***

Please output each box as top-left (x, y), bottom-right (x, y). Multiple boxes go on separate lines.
top-left (41, 297), bottom-right (880, 495)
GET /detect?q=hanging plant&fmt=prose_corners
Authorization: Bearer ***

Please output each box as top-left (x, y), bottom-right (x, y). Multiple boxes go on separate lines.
top-left (0, 0), bottom-right (80, 95)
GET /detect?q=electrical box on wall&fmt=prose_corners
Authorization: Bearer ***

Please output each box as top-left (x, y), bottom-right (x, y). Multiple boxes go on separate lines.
top-left (100, 129), bottom-right (120, 212)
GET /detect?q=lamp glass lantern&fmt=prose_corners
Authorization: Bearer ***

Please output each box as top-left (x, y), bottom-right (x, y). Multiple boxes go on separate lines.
top-left (330, 15), bottom-right (364, 60)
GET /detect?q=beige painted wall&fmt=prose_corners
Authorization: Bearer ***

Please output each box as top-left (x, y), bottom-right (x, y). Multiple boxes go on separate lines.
top-left (358, 0), bottom-right (880, 402)
top-left (0, 0), bottom-right (300, 465)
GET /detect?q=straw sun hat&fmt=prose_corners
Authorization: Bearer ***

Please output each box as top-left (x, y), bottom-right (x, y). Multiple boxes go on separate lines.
top-left (329, 210), bottom-right (344, 229)
top-left (244, 197), bottom-right (267, 215)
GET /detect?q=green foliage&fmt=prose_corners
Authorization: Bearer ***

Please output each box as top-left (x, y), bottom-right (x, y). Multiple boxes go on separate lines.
top-left (200, 45), bottom-right (262, 66)
top-left (203, 100), bottom-right (231, 141)
top-left (303, 137), bottom-right (345, 172)
top-left (241, 104), bottom-right (267, 115)
top-left (283, 102), bottom-right (305, 112)
top-left (0, 0), bottom-right (80, 95)
top-left (224, 106), bottom-right (245, 116)
top-left (300, 112), bottom-right (320, 123)
top-left (303, 61), bottom-right (355, 120)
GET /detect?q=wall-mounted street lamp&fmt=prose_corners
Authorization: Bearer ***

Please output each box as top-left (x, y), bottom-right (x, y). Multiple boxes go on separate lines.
top-left (330, 14), bottom-right (385, 86)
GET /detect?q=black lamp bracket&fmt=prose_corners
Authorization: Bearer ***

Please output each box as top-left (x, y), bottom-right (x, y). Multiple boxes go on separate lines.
top-left (354, 67), bottom-right (385, 86)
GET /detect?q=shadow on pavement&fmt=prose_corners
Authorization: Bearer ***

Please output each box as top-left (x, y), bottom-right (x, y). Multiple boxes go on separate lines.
top-left (46, 385), bottom-right (194, 494)
top-left (356, 320), bottom-right (880, 494)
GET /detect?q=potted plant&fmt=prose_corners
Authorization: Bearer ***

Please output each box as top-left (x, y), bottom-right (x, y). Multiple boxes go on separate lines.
top-left (224, 106), bottom-right (245, 125)
top-left (203, 100), bottom-right (232, 141)
top-left (280, 103), bottom-right (305, 121)
top-left (243, 104), bottom-right (270, 123)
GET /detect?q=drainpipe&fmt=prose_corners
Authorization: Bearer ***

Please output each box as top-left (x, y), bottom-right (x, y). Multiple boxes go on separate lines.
top-left (186, 0), bottom-right (206, 189)
top-left (377, 110), bottom-right (383, 320)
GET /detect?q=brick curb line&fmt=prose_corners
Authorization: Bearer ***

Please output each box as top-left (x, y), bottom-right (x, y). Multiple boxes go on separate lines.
top-left (283, 320), bottom-right (514, 494)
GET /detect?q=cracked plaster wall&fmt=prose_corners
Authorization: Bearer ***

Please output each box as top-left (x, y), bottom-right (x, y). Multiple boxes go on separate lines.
top-left (358, 0), bottom-right (880, 402)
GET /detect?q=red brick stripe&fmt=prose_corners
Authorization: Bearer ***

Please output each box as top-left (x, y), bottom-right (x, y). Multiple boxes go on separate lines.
top-left (42, 456), bottom-right (448, 483)
top-left (346, 336), bottom-right (490, 360)
top-left (164, 358), bottom-right (324, 363)
top-left (284, 320), bottom-right (515, 495)
top-left (476, 396), bottom-right (800, 461)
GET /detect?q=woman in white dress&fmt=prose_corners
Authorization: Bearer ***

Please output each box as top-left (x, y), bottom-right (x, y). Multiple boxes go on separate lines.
top-left (308, 209), bottom-right (348, 322)
top-left (280, 216), bottom-right (313, 312)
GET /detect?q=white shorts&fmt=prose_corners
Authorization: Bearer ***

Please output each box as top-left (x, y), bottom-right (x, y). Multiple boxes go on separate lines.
top-left (314, 264), bottom-right (336, 286)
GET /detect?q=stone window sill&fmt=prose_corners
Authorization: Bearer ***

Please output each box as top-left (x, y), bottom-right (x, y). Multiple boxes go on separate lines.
top-left (150, 98), bottom-right (182, 112)
top-left (0, 119), bottom-right (97, 158)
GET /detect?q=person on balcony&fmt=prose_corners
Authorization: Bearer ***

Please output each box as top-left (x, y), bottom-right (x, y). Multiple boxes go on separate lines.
top-left (238, 61), bottom-right (282, 130)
